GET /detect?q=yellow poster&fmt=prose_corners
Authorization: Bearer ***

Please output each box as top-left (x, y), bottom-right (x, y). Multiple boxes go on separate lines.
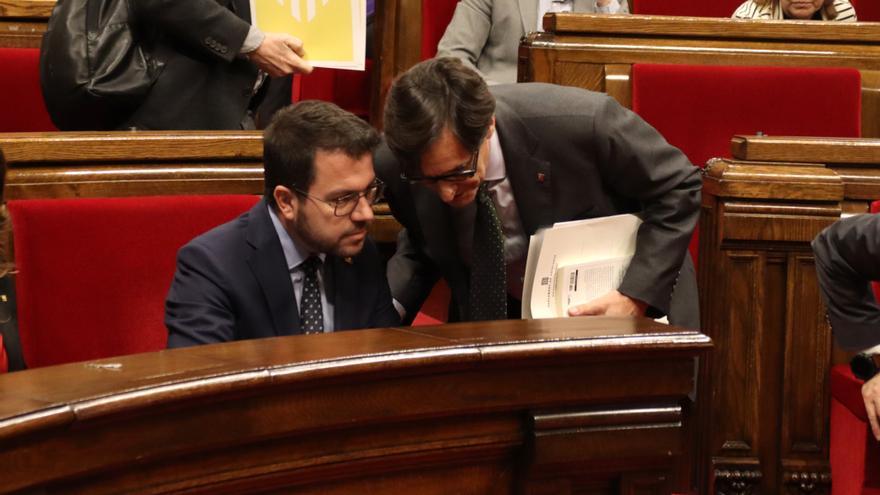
top-left (249, 0), bottom-right (366, 70)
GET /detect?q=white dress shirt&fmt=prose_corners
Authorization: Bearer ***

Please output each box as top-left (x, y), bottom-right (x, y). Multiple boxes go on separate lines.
top-left (268, 205), bottom-right (335, 332)
top-left (537, 0), bottom-right (622, 31)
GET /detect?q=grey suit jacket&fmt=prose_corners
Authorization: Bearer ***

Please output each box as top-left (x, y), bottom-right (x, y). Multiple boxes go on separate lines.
top-left (813, 214), bottom-right (880, 351)
top-left (376, 83), bottom-right (701, 328)
top-left (436, 0), bottom-right (629, 84)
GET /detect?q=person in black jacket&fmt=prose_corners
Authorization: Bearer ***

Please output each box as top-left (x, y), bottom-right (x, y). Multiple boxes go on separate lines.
top-left (124, 0), bottom-right (313, 130)
top-left (813, 214), bottom-right (880, 441)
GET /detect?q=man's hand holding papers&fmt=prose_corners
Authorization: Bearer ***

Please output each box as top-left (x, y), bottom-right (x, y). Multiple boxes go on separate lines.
top-left (567, 290), bottom-right (648, 317)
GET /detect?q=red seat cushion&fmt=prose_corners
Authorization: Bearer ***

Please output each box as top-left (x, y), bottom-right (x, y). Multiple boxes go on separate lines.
top-left (632, 64), bottom-right (861, 265)
top-left (831, 364), bottom-right (880, 493)
top-left (292, 59), bottom-right (374, 120)
top-left (851, 0), bottom-right (880, 21)
top-left (0, 48), bottom-right (56, 132)
top-left (632, 64), bottom-right (862, 168)
top-left (421, 0), bottom-right (460, 60)
top-left (0, 333), bottom-right (6, 373)
top-left (9, 195), bottom-right (259, 368)
top-left (631, 0), bottom-right (746, 16)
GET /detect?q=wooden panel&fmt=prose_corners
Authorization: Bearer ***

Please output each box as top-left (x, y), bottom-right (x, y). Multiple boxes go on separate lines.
top-left (604, 64), bottom-right (632, 109)
top-left (731, 135), bottom-right (880, 164)
top-left (521, 15), bottom-right (880, 137)
top-left (0, 0), bottom-right (53, 18)
top-left (544, 14), bottom-right (880, 43)
top-left (695, 140), bottom-right (867, 494)
top-left (0, 317), bottom-right (711, 494)
top-left (0, 131), bottom-right (402, 242)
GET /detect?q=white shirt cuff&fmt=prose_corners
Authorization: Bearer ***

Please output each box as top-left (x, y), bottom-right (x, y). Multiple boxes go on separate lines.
top-left (392, 298), bottom-right (407, 320)
top-left (241, 25), bottom-right (266, 54)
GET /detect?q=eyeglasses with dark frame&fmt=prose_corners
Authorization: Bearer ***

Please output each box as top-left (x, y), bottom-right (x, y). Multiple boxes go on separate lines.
top-left (293, 179), bottom-right (385, 217)
top-left (401, 149), bottom-right (479, 184)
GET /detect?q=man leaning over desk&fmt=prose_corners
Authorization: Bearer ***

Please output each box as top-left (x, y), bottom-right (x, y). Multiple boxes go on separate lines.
top-left (375, 57), bottom-right (701, 327)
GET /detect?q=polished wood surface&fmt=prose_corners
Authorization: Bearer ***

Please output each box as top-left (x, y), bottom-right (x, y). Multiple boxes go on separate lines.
top-left (0, 132), bottom-right (401, 242)
top-left (0, 0), bottom-right (49, 48)
top-left (0, 317), bottom-right (711, 494)
top-left (696, 135), bottom-right (880, 494)
top-left (521, 14), bottom-right (880, 137)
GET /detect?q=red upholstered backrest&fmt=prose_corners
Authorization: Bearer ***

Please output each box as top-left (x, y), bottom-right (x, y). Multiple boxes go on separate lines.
top-left (8, 195), bottom-right (259, 368)
top-left (0, 48), bottom-right (56, 132)
top-left (851, 0), bottom-right (880, 21)
top-left (631, 0), bottom-right (745, 16)
top-left (421, 0), bottom-right (460, 60)
top-left (292, 59), bottom-right (374, 120)
top-left (632, 64), bottom-right (862, 168)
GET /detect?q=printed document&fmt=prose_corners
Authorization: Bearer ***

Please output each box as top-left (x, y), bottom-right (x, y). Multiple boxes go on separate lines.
top-left (249, 0), bottom-right (367, 70)
top-left (522, 214), bottom-right (642, 319)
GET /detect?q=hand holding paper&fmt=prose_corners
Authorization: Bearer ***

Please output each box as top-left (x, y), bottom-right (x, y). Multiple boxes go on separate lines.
top-left (249, 33), bottom-right (313, 77)
top-left (567, 290), bottom-right (647, 317)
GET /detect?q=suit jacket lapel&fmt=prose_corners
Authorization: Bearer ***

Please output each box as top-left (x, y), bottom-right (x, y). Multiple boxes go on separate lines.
top-left (330, 256), bottom-right (356, 330)
top-left (519, 0), bottom-right (538, 34)
top-left (412, 185), bottom-right (470, 308)
top-left (245, 200), bottom-right (300, 336)
top-left (494, 99), bottom-right (554, 236)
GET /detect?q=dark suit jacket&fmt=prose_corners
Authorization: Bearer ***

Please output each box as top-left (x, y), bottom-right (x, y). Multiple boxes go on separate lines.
top-left (812, 214), bottom-right (880, 351)
top-left (166, 199), bottom-right (400, 348)
top-left (124, 0), bottom-right (290, 130)
top-left (376, 83), bottom-right (701, 328)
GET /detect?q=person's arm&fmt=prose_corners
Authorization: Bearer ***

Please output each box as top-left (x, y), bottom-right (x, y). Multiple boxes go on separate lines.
top-left (812, 214), bottom-right (880, 440)
top-left (165, 241), bottom-right (237, 348)
top-left (812, 214), bottom-right (880, 350)
top-left (435, 0), bottom-right (494, 81)
top-left (132, 0), bottom-right (311, 75)
top-left (570, 94), bottom-right (701, 318)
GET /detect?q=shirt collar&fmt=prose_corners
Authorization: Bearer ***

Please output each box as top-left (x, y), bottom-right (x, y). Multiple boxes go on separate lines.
top-left (483, 131), bottom-right (507, 182)
top-left (267, 204), bottom-right (326, 271)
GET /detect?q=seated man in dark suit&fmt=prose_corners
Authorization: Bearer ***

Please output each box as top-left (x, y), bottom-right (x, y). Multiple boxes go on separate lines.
top-left (376, 57), bottom-right (700, 327)
top-left (813, 214), bottom-right (880, 441)
top-left (166, 101), bottom-right (400, 347)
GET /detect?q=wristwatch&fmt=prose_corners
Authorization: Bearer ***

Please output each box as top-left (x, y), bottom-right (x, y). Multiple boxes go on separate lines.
top-left (851, 352), bottom-right (880, 381)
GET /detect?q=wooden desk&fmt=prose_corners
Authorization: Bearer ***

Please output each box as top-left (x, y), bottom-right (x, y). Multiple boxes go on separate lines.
top-left (0, 0), bottom-right (47, 48)
top-left (0, 317), bottom-right (710, 494)
top-left (697, 135), bottom-right (880, 494)
top-left (520, 14), bottom-right (880, 137)
top-left (0, 131), bottom-right (401, 243)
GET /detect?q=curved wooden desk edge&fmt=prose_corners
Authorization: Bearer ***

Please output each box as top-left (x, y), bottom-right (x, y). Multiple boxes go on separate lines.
top-left (0, 317), bottom-right (711, 494)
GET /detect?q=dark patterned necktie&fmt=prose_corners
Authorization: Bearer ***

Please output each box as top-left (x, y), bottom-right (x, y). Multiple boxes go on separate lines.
top-left (469, 183), bottom-right (507, 321)
top-left (299, 256), bottom-right (324, 334)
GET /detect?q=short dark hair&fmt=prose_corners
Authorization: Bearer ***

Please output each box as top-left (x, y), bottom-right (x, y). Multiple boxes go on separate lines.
top-left (383, 57), bottom-right (495, 174)
top-left (263, 100), bottom-right (380, 208)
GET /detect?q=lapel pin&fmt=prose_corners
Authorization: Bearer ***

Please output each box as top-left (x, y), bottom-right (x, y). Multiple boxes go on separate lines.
top-left (536, 172), bottom-right (546, 183)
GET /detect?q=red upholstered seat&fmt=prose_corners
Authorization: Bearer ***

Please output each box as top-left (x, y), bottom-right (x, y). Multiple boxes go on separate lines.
top-left (851, 0), bottom-right (880, 22)
top-left (0, 48), bottom-right (56, 132)
top-left (421, 0), bottom-right (460, 60)
top-left (8, 195), bottom-right (259, 368)
top-left (631, 0), bottom-right (746, 16)
top-left (632, 64), bottom-right (861, 263)
top-left (831, 364), bottom-right (880, 494)
top-left (632, 64), bottom-right (862, 169)
top-left (293, 59), bottom-right (374, 120)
